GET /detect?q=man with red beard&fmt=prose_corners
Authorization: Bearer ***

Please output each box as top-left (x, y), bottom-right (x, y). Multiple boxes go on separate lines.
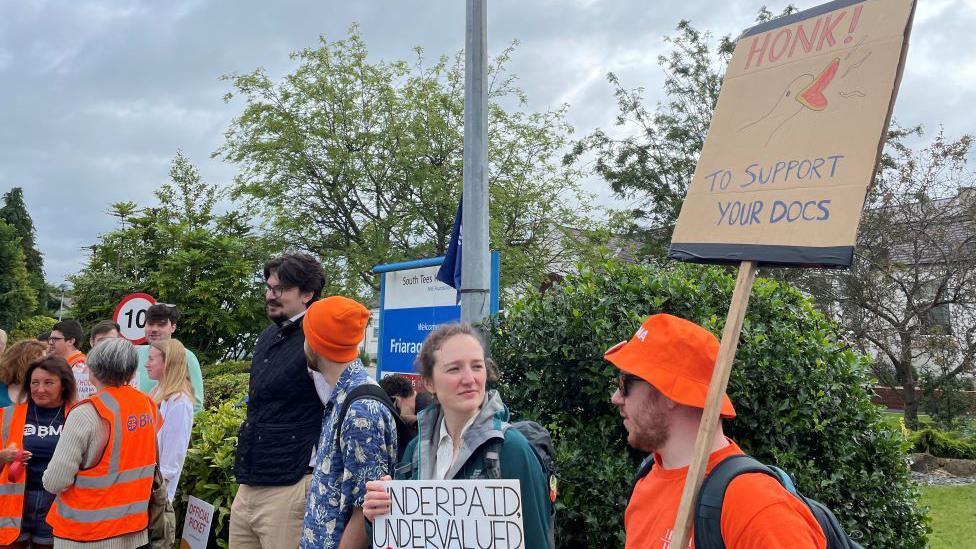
top-left (606, 313), bottom-right (825, 548)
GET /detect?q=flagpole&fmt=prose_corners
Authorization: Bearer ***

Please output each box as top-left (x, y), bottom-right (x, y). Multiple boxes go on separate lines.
top-left (460, 0), bottom-right (490, 326)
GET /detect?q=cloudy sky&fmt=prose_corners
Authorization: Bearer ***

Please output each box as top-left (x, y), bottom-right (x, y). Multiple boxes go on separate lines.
top-left (1, 0), bottom-right (973, 285)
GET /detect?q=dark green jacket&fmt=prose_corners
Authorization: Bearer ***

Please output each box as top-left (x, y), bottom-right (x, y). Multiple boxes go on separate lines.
top-left (396, 390), bottom-right (554, 549)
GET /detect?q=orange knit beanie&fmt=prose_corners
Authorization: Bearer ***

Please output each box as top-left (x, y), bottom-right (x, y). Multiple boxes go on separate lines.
top-left (303, 296), bottom-right (370, 363)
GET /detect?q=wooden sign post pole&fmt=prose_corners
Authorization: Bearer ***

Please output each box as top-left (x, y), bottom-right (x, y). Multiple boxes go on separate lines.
top-left (670, 260), bottom-right (758, 549)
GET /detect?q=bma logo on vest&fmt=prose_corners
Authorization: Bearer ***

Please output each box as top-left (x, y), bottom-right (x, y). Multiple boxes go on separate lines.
top-left (24, 424), bottom-right (63, 438)
top-left (126, 413), bottom-right (155, 432)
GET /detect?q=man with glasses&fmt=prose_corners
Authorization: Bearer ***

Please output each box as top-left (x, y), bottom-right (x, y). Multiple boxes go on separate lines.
top-left (49, 320), bottom-right (86, 369)
top-left (231, 253), bottom-right (330, 549)
top-left (605, 313), bottom-right (825, 549)
top-left (134, 303), bottom-right (205, 411)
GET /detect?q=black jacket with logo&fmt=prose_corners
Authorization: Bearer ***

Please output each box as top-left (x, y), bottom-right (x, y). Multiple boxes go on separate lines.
top-left (234, 317), bottom-right (324, 486)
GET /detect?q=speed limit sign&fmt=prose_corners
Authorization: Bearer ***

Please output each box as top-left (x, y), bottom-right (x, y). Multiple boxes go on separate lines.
top-left (113, 293), bottom-right (157, 344)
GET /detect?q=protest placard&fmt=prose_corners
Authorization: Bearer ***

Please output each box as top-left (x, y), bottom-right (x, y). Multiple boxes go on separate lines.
top-left (179, 496), bottom-right (214, 549)
top-left (669, 0), bottom-right (916, 268)
top-left (372, 479), bottom-right (524, 549)
top-left (665, 1), bottom-right (917, 547)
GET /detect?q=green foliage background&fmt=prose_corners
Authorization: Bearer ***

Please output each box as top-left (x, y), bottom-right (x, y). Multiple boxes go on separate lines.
top-left (9, 315), bottom-right (57, 343)
top-left (488, 261), bottom-right (928, 548)
top-left (175, 402), bottom-right (246, 549)
top-left (67, 154), bottom-right (271, 363)
top-left (0, 219), bottom-right (37, 331)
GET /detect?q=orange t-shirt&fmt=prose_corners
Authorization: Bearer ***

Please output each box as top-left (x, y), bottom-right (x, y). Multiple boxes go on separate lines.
top-left (625, 439), bottom-right (826, 549)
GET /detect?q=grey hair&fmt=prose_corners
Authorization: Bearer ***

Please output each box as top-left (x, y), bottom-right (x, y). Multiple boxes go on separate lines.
top-left (0, 329), bottom-right (6, 345)
top-left (87, 337), bottom-right (137, 387)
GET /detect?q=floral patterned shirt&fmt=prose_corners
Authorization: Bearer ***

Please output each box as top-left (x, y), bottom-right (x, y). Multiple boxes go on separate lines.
top-left (301, 361), bottom-right (398, 549)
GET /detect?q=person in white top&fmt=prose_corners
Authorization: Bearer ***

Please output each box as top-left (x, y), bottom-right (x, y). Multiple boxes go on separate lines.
top-left (146, 338), bottom-right (196, 502)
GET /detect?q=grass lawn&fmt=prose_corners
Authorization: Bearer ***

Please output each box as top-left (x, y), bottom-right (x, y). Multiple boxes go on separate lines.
top-left (920, 484), bottom-right (976, 548)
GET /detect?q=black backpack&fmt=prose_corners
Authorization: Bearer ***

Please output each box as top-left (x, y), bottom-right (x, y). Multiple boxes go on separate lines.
top-left (483, 421), bottom-right (558, 548)
top-left (631, 454), bottom-right (863, 549)
top-left (334, 384), bottom-right (412, 462)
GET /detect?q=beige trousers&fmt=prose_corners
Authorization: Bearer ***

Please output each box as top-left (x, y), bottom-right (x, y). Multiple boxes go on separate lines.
top-left (229, 474), bottom-right (312, 549)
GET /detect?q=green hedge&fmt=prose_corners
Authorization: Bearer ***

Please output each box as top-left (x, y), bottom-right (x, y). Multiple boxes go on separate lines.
top-left (911, 429), bottom-right (976, 460)
top-left (9, 315), bottom-right (56, 343)
top-left (176, 402), bottom-right (246, 549)
top-left (204, 373), bottom-right (249, 409)
top-left (202, 360), bottom-right (251, 379)
top-left (488, 261), bottom-right (928, 548)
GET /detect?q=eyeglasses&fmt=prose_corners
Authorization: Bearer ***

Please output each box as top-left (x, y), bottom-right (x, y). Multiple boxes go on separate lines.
top-left (265, 284), bottom-right (292, 298)
top-left (616, 373), bottom-right (647, 398)
top-left (47, 336), bottom-right (65, 344)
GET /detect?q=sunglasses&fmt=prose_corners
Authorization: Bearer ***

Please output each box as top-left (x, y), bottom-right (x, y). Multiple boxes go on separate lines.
top-left (616, 373), bottom-right (647, 398)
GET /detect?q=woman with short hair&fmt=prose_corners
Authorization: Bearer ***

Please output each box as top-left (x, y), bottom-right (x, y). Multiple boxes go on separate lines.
top-left (146, 339), bottom-right (195, 502)
top-left (43, 338), bottom-right (160, 548)
top-left (0, 355), bottom-right (76, 549)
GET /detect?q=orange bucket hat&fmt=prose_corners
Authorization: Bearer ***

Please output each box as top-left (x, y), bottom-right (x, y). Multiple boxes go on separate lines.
top-left (303, 296), bottom-right (370, 363)
top-left (604, 313), bottom-right (736, 418)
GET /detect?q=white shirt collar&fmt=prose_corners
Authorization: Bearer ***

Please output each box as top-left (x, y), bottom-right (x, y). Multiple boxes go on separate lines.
top-left (434, 412), bottom-right (479, 480)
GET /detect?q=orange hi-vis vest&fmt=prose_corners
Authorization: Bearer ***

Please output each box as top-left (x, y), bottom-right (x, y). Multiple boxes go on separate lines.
top-left (47, 386), bottom-right (159, 542)
top-left (0, 401), bottom-right (72, 544)
top-left (0, 403), bottom-right (29, 544)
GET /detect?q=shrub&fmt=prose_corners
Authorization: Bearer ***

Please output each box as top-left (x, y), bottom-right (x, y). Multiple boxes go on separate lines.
top-left (9, 315), bottom-right (56, 343)
top-left (204, 373), bottom-right (249, 409)
top-left (202, 360), bottom-right (251, 379)
top-left (910, 428), bottom-right (976, 460)
top-left (175, 401), bottom-right (246, 549)
top-left (488, 260), bottom-right (928, 548)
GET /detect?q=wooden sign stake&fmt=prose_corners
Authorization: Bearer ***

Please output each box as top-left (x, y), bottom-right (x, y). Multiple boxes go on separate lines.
top-left (670, 260), bottom-right (758, 549)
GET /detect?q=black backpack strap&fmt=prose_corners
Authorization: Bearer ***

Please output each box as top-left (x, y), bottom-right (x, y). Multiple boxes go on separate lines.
top-left (693, 455), bottom-right (778, 549)
top-left (334, 384), bottom-right (411, 462)
top-left (628, 455), bottom-right (656, 500)
top-left (482, 424), bottom-right (508, 479)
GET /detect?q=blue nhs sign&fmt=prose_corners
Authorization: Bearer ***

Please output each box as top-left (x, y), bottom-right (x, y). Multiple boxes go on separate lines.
top-left (373, 253), bottom-right (499, 378)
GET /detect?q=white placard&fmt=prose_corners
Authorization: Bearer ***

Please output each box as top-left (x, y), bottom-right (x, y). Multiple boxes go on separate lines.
top-left (372, 479), bottom-right (524, 549)
top-left (180, 496), bottom-right (214, 549)
top-left (383, 266), bottom-right (458, 310)
top-left (72, 366), bottom-right (97, 401)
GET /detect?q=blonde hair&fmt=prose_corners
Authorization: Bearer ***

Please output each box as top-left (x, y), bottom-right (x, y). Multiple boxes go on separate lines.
top-left (149, 339), bottom-right (196, 405)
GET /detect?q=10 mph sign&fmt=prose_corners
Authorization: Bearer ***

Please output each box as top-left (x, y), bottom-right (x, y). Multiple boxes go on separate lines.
top-left (113, 293), bottom-right (156, 344)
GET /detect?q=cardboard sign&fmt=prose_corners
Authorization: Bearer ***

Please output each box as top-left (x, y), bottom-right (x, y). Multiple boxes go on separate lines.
top-left (179, 496), bottom-right (214, 549)
top-left (669, 0), bottom-right (916, 267)
top-left (372, 479), bottom-right (525, 549)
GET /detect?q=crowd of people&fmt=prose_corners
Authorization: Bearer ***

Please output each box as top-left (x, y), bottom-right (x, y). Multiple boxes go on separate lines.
top-left (0, 306), bottom-right (198, 548)
top-left (0, 252), bottom-right (832, 548)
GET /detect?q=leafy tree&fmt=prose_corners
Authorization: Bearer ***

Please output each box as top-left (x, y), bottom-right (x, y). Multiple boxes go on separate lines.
top-left (567, 9), bottom-right (795, 255)
top-left (218, 26), bottom-right (598, 299)
top-left (9, 315), bottom-right (57, 343)
top-left (489, 261), bottom-right (928, 548)
top-left (793, 130), bottom-right (976, 428)
top-left (0, 220), bottom-right (37, 330)
top-left (68, 153), bottom-right (271, 362)
top-left (0, 188), bottom-right (50, 314)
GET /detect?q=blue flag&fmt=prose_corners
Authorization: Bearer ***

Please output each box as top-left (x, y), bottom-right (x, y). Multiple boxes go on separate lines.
top-left (436, 197), bottom-right (463, 296)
